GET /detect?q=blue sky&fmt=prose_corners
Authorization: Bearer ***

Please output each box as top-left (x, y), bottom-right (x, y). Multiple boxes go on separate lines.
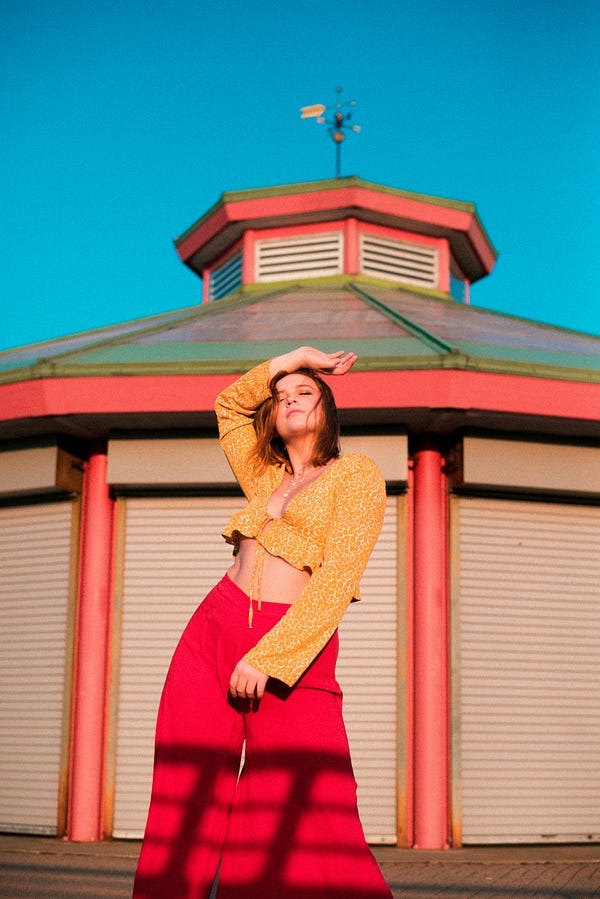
top-left (2, 0), bottom-right (599, 352)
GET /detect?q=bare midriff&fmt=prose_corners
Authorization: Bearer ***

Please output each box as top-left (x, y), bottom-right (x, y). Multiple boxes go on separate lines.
top-left (227, 538), bottom-right (310, 606)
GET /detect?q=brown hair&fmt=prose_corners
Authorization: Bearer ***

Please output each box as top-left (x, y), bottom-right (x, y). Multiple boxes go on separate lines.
top-left (251, 368), bottom-right (341, 471)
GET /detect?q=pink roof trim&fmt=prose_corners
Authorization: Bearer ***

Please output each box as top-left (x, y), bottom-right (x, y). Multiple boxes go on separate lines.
top-left (1, 370), bottom-right (597, 422)
top-left (176, 184), bottom-right (496, 276)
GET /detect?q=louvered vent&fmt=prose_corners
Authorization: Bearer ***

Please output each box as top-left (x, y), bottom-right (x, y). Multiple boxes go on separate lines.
top-left (256, 232), bottom-right (343, 283)
top-left (209, 251), bottom-right (242, 301)
top-left (360, 233), bottom-right (438, 288)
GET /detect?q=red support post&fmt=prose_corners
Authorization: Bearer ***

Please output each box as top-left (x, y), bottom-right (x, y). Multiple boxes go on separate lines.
top-left (68, 445), bottom-right (114, 840)
top-left (242, 229), bottom-right (256, 284)
top-left (402, 460), bottom-right (415, 847)
top-left (344, 217), bottom-right (359, 274)
top-left (412, 441), bottom-right (449, 848)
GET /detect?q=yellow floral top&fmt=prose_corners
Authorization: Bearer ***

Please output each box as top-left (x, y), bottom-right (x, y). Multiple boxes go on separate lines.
top-left (215, 360), bottom-right (386, 687)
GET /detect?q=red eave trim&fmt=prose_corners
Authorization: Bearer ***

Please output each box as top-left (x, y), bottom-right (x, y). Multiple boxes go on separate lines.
top-left (465, 215), bottom-right (497, 274)
top-left (176, 206), bottom-right (232, 262)
top-left (0, 376), bottom-right (230, 420)
top-left (331, 370), bottom-right (599, 420)
top-left (176, 186), bottom-right (496, 276)
top-left (0, 371), bottom-right (598, 424)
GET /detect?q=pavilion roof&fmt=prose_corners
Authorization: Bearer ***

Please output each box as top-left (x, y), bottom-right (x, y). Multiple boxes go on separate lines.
top-left (2, 278), bottom-right (599, 386)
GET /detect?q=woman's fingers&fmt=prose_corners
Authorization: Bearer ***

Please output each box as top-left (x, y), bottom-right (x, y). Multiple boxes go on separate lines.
top-left (302, 348), bottom-right (358, 374)
top-left (302, 347), bottom-right (343, 369)
top-left (317, 351), bottom-right (357, 375)
top-left (329, 351), bottom-right (357, 374)
top-left (270, 347), bottom-right (358, 378)
top-left (229, 660), bottom-right (268, 700)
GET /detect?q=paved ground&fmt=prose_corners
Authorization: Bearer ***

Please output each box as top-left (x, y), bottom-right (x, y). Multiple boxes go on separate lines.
top-left (376, 844), bottom-right (600, 898)
top-left (0, 836), bottom-right (599, 898)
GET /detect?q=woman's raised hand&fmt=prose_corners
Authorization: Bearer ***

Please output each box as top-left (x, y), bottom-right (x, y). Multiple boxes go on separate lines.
top-left (302, 347), bottom-right (357, 375)
top-left (270, 347), bottom-right (357, 378)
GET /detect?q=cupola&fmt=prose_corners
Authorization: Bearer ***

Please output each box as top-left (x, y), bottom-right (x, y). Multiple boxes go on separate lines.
top-left (174, 176), bottom-right (497, 304)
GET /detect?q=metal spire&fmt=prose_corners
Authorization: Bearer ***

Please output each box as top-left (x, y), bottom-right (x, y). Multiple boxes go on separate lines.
top-left (300, 87), bottom-right (361, 179)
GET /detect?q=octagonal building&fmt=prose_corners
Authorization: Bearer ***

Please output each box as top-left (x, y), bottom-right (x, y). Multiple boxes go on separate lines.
top-left (1, 177), bottom-right (599, 848)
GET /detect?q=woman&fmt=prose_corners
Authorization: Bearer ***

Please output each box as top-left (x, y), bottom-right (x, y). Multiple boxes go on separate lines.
top-left (133, 346), bottom-right (392, 898)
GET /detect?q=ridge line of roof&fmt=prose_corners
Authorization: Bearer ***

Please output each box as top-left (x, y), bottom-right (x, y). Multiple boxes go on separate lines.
top-left (362, 282), bottom-right (600, 342)
top-left (349, 283), bottom-right (455, 354)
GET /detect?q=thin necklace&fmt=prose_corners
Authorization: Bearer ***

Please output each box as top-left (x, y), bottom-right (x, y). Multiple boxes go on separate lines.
top-left (281, 466), bottom-right (308, 500)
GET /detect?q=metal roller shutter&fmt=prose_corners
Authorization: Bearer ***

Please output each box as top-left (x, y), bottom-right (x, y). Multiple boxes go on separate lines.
top-left (338, 495), bottom-right (398, 842)
top-left (111, 497), bottom-right (240, 837)
top-left (0, 501), bottom-right (75, 834)
top-left (455, 497), bottom-right (600, 844)
top-left (111, 495), bottom-right (399, 842)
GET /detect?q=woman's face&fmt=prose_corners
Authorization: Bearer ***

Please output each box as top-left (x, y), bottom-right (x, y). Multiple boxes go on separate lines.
top-left (274, 373), bottom-right (323, 444)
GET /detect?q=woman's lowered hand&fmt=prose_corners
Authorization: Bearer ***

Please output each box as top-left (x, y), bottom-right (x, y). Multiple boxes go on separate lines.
top-left (229, 659), bottom-right (269, 701)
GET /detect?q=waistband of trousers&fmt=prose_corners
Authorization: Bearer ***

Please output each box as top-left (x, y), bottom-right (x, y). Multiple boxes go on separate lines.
top-left (214, 573), bottom-right (293, 621)
top-left (210, 574), bottom-right (341, 695)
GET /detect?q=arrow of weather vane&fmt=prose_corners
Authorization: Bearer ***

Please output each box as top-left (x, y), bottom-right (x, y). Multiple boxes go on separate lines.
top-left (300, 87), bottom-right (361, 179)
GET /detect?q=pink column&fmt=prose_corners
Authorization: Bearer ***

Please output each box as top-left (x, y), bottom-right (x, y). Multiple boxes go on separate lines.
top-left (401, 461), bottom-right (415, 847)
top-left (202, 268), bottom-right (211, 303)
top-left (344, 217), bottom-right (359, 274)
top-left (438, 239), bottom-right (450, 294)
top-left (242, 229), bottom-right (256, 284)
top-left (68, 444), bottom-right (114, 840)
top-left (412, 441), bottom-right (449, 848)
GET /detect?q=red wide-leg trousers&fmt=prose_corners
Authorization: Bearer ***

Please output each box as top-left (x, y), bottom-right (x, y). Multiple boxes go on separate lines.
top-left (133, 575), bottom-right (392, 898)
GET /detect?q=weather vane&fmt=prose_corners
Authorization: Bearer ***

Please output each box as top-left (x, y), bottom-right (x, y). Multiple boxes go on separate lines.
top-left (300, 87), bottom-right (361, 179)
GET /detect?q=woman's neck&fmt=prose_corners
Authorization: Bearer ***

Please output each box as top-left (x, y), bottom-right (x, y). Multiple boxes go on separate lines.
top-left (285, 440), bottom-right (316, 477)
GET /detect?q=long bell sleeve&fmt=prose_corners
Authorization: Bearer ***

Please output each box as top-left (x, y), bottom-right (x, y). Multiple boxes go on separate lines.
top-left (214, 361), bottom-right (272, 497)
top-left (242, 454), bottom-right (386, 686)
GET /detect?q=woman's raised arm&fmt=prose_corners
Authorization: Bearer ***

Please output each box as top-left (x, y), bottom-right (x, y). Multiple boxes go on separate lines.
top-left (268, 347), bottom-right (357, 379)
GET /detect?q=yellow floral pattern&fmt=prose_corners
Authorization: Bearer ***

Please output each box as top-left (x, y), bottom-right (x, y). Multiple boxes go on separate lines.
top-left (215, 361), bottom-right (386, 687)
